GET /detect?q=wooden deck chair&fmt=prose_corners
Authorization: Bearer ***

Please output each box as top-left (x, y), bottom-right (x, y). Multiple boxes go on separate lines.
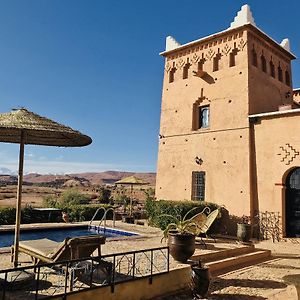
top-left (197, 208), bottom-right (220, 248)
top-left (12, 235), bottom-right (110, 290)
top-left (12, 235), bottom-right (106, 265)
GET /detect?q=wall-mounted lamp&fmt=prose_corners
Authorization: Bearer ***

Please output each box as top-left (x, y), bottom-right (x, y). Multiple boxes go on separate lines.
top-left (159, 134), bottom-right (165, 139)
top-left (195, 156), bottom-right (203, 165)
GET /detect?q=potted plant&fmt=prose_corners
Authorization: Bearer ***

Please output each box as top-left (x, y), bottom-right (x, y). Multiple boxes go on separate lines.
top-left (159, 207), bottom-right (209, 263)
top-left (237, 215), bottom-right (252, 242)
top-left (190, 260), bottom-right (210, 298)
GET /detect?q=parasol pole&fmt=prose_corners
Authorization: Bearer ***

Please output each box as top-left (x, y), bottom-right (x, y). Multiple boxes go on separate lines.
top-left (13, 130), bottom-right (25, 267)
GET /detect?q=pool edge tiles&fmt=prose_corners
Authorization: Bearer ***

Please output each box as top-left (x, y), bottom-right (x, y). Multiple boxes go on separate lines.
top-left (88, 225), bottom-right (139, 237)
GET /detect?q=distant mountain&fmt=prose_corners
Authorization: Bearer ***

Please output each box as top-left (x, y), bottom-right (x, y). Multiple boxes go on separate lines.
top-left (0, 167), bottom-right (16, 175)
top-left (21, 171), bottom-right (156, 186)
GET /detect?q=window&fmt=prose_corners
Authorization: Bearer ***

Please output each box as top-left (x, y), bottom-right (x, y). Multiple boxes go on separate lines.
top-left (213, 54), bottom-right (221, 72)
top-left (199, 106), bottom-right (209, 128)
top-left (169, 67), bottom-right (176, 83)
top-left (261, 55), bottom-right (267, 72)
top-left (252, 48), bottom-right (257, 67)
top-left (183, 63), bottom-right (191, 79)
top-left (192, 104), bottom-right (210, 130)
top-left (270, 61), bottom-right (275, 78)
top-left (285, 70), bottom-right (290, 86)
top-left (192, 171), bottom-right (205, 201)
top-left (278, 65), bottom-right (283, 82)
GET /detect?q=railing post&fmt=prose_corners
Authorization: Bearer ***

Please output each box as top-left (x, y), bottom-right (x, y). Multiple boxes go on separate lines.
top-left (89, 259), bottom-right (94, 287)
top-left (64, 262), bottom-right (69, 296)
top-left (35, 266), bottom-right (41, 300)
top-left (132, 253), bottom-right (135, 279)
top-left (110, 255), bottom-right (116, 293)
top-left (149, 250), bottom-right (153, 284)
top-left (2, 271), bottom-right (7, 300)
top-left (167, 246), bottom-right (170, 272)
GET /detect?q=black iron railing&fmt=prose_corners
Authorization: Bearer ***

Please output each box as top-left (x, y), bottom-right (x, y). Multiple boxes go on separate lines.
top-left (0, 246), bottom-right (169, 300)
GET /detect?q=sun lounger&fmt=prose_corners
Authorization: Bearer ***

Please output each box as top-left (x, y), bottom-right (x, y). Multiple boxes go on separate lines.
top-left (11, 235), bottom-right (106, 265)
top-left (11, 235), bottom-right (111, 290)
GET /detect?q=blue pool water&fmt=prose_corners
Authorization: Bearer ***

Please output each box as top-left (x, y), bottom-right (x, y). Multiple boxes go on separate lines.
top-left (0, 226), bottom-right (138, 248)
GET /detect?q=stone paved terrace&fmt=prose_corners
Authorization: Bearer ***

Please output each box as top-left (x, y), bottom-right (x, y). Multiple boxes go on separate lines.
top-left (0, 221), bottom-right (299, 299)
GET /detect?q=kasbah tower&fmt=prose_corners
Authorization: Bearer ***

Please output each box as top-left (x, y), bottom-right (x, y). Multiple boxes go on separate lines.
top-left (156, 4), bottom-right (300, 237)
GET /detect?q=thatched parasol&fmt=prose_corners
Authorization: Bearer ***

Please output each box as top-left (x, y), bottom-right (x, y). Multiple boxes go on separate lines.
top-left (115, 176), bottom-right (148, 215)
top-left (0, 108), bottom-right (92, 267)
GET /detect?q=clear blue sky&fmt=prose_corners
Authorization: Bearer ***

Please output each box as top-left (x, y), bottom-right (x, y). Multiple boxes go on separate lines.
top-left (0, 0), bottom-right (299, 174)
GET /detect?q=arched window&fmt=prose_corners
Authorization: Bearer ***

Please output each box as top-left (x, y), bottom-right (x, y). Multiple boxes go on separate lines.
top-left (169, 66), bottom-right (176, 83)
top-left (229, 49), bottom-right (238, 67)
top-left (183, 61), bottom-right (191, 79)
top-left (213, 53), bottom-right (221, 72)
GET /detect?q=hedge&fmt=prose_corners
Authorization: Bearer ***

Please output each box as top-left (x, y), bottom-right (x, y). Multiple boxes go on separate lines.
top-left (145, 199), bottom-right (220, 231)
top-left (0, 204), bottom-right (113, 225)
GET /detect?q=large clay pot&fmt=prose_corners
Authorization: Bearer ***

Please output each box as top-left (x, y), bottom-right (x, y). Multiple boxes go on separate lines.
top-left (190, 263), bottom-right (210, 298)
top-left (237, 223), bottom-right (252, 242)
top-left (168, 231), bottom-right (195, 263)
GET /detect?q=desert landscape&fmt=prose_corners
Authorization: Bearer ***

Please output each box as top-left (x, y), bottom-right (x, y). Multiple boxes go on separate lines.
top-left (0, 171), bottom-right (156, 207)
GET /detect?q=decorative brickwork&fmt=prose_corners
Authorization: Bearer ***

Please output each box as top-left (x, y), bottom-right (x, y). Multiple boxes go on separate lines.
top-left (278, 144), bottom-right (300, 165)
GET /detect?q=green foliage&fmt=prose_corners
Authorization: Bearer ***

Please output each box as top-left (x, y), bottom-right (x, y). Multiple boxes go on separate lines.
top-left (43, 194), bottom-right (59, 208)
top-left (0, 204), bottom-right (112, 225)
top-left (42, 189), bottom-right (91, 208)
top-left (114, 194), bottom-right (131, 206)
top-left (145, 199), bottom-right (219, 231)
top-left (59, 189), bottom-right (90, 206)
top-left (98, 187), bottom-right (111, 204)
top-left (62, 204), bottom-right (112, 222)
top-left (0, 207), bottom-right (16, 224)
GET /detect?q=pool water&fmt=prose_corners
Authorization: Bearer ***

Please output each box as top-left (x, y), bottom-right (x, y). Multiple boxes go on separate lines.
top-left (0, 226), bottom-right (138, 248)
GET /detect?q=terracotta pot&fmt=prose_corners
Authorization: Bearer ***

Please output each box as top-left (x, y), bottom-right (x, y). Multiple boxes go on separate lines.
top-left (190, 263), bottom-right (210, 298)
top-left (237, 223), bottom-right (252, 242)
top-left (168, 232), bottom-right (195, 263)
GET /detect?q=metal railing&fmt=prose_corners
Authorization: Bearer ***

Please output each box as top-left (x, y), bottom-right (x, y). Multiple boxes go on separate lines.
top-left (258, 211), bottom-right (282, 242)
top-left (0, 246), bottom-right (169, 300)
top-left (88, 207), bottom-right (116, 230)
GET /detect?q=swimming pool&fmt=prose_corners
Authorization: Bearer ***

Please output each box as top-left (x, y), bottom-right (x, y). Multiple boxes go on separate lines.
top-left (0, 225), bottom-right (138, 248)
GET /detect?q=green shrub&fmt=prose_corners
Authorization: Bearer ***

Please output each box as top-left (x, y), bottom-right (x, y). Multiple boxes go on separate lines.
top-left (59, 189), bottom-right (90, 206)
top-left (0, 204), bottom-right (113, 225)
top-left (0, 207), bottom-right (16, 224)
top-left (62, 204), bottom-right (112, 222)
top-left (98, 187), bottom-right (112, 204)
top-left (43, 194), bottom-right (59, 208)
top-left (145, 199), bottom-right (219, 231)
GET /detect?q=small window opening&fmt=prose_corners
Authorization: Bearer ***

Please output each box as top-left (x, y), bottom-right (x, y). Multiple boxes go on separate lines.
top-left (183, 61), bottom-right (191, 79)
top-left (252, 48), bottom-right (257, 67)
top-left (229, 48), bottom-right (238, 67)
top-left (169, 64), bottom-right (176, 83)
top-left (261, 55), bottom-right (267, 72)
top-left (197, 58), bottom-right (205, 72)
top-left (285, 70), bottom-right (290, 86)
top-left (213, 53), bottom-right (221, 72)
top-left (278, 65), bottom-right (283, 82)
top-left (270, 61), bottom-right (275, 78)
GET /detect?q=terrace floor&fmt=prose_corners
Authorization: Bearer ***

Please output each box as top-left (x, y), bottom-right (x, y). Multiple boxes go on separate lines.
top-left (0, 221), bottom-right (299, 299)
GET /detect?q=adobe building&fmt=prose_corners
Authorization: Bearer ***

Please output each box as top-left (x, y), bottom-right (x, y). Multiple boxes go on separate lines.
top-left (155, 5), bottom-right (300, 237)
